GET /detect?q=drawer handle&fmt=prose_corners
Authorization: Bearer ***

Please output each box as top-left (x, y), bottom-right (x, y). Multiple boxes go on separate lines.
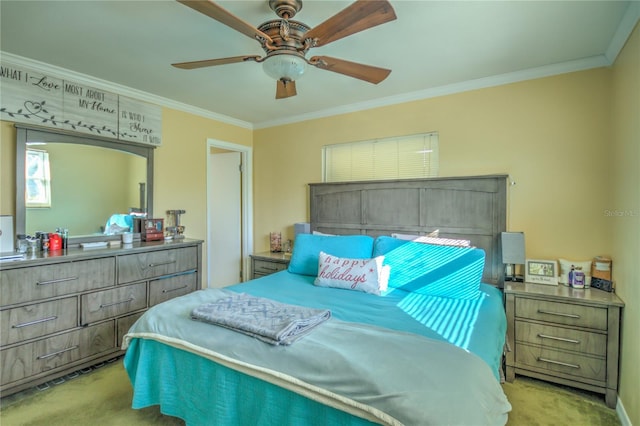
top-left (12, 316), bottom-right (58, 329)
top-left (36, 276), bottom-right (79, 286)
top-left (261, 266), bottom-right (278, 271)
top-left (537, 309), bottom-right (580, 319)
top-left (148, 260), bottom-right (176, 267)
top-left (100, 297), bottom-right (134, 308)
top-left (37, 345), bottom-right (79, 360)
top-left (537, 334), bottom-right (580, 344)
top-left (162, 285), bottom-right (189, 294)
top-left (538, 357), bottom-right (580, 369)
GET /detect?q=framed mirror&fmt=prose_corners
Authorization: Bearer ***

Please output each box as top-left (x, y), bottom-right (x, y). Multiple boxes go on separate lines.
top-left (15, 124), bottom-right (154, 244)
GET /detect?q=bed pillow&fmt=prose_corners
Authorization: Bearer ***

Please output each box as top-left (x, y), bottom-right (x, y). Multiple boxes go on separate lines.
top-left (314, 252), bottom-right (390, 295)
top-left (375, 237), bottom-right (485, 299)
top-left (391, 229), bottom-right (439, 240)
top-left (288, 234), bottom-right (375, 276)
top-left (372, 235), bottom-right (471, 257)
top-left (558, 258), bottom-right (592, 286)
top-left (312, 231), bottom-right (335, 236)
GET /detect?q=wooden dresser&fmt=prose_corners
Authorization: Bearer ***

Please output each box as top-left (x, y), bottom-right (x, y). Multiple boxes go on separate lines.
top-left (504, 282), bottom-right (624, 408)
top-left (0, 238), bottom-right (202, 396)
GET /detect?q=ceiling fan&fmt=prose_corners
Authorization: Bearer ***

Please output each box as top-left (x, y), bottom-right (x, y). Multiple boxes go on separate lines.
top-left (172, 0), bottom-right (397, 99)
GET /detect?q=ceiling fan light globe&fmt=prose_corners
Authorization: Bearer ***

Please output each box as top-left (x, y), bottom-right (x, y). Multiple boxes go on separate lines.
top-left (262, 54), bottom-right (307, 81)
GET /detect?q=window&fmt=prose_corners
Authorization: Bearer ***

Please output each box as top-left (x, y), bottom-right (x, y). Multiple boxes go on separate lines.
top-left (323, 132), bottom-right (439, 182)
top-left (25, 148), bottom-right (51, 208)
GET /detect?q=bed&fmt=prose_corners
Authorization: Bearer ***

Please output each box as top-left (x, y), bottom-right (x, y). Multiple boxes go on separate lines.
top-left (123, 175), bottom-right (512, 425)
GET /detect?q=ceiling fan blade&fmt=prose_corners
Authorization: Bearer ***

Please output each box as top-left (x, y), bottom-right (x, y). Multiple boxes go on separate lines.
top-left (177, 0), bottom-right (272, 43)
top-left (276, 80), bottom-right (297, 99)
top-left (304, 0), bottom-right (396, 48)
top-left (309, 56), bottom-right (391, 84)
top-left (172, 55), bottom-right (261, 69)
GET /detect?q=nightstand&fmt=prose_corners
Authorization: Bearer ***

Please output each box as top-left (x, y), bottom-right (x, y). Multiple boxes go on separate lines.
top-left (250, 251), bottom-right (291, 279)
top-left (504, 282), bottom-right (624, 409)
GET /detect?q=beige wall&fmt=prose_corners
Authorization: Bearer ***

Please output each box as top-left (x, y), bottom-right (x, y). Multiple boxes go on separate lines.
top-left (0, 121), bottom-right (16, 215)
top-left (154, 108), bottom-right (253, 281)
top-left (254, 68), bottom-right (613, 261)
top-left (610, 22), bottom-right (640, 425)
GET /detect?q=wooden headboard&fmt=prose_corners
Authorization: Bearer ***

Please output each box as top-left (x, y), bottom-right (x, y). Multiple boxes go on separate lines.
top-left (309, 175), bottom-right (508, 287)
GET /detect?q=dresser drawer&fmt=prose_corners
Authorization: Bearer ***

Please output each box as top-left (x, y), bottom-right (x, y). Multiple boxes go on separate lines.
top-left (253, 259), bottom-right (288, 275)
top-left (515, 322), bottom-right (606, 357)
top-left (1, 298), bottom-right (78, 346)
top-left (117, 247), bottom-right (198, 283)
top-left (117, 312), bottom-right (144, 348)
top-left (149, 271), bottom-right (197, 307)
top-left (0, 258), bottom-right (116, 306)
top-left (80, 283), bottom-right (146, 324)
top-left (515, 343), bottom-right (606, 382)
top-left (1, 322), bottom-right (115, 386)
top-left (515, 298), bottom-right (607, 331)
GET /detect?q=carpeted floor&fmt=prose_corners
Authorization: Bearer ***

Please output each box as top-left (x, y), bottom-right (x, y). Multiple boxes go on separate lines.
top-left (0, 358), bottom-right (620, 426)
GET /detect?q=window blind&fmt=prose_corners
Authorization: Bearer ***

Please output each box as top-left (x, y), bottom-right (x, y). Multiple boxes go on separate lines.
top-left (323, 132), bottom-right (439, 182)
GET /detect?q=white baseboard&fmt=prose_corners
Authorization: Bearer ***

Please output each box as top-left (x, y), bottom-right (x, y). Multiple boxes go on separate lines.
top-left (617, 396), bottom-right (632, 426)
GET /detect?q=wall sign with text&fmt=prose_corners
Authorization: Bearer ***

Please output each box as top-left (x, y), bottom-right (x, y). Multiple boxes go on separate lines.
top-left (0, 61), bottom-right (162, 146)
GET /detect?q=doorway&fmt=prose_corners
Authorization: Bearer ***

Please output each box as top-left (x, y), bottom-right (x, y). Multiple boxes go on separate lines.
top-left (206, 139), bottom-right (253, 288)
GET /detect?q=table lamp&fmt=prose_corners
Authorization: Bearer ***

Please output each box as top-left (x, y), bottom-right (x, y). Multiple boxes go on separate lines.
top-left (501, 232), bottom-right (525, 282)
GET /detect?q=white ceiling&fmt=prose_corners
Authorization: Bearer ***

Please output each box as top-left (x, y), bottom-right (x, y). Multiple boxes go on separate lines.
top-left (1, 1), bottom-right (638, 129)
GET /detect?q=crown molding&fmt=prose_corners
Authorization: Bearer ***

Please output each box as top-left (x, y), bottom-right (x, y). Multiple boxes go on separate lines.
top-left (0, 51), bottom-right (253, 130)
top-left (253, 54), bottom-right (610, 129)
top-left (605, 1), bottom-right (640, 64)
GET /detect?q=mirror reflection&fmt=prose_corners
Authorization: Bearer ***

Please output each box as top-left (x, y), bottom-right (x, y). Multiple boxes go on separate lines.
top-left (25, 143), bottom-right (147, 236)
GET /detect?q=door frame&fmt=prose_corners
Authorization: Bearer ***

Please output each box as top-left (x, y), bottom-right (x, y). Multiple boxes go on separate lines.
top-left (206, 138), bottom-right (253, 287)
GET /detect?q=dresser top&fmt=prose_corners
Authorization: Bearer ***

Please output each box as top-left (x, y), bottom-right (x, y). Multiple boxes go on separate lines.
top-left (504, 281), bottom-right (625, 307)
top-left (0, 238), bottom-right (203, 270)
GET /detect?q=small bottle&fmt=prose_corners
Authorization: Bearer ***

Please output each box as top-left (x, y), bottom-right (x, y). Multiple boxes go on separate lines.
top-left (61, 228), bottom-right (69, 250)
top-left (568, 265), bottom-right (575, 286)
top-left (16, 234), bottom-right (28, 253)
top-left (42, 234), bottom-right (50, 252)
top-left (573, 267), bottom-right (585, 289)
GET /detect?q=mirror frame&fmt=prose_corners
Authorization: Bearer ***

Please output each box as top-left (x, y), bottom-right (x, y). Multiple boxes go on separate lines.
top-left (15, 124), bottom-right (155, 245)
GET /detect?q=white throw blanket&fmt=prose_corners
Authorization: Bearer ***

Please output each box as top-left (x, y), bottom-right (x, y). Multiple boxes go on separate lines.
top-left (191, 291), bottom-right (331, 345)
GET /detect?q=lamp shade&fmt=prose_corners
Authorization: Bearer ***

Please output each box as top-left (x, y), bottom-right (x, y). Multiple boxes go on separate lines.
top-left (262, 53), bottom-right (307, 81)
top-left (501, 232), bottom-right (525, 264)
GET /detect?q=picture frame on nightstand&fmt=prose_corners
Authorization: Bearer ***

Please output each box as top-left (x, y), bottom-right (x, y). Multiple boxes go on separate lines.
top-left (525, 259), bottom-right (558, 285)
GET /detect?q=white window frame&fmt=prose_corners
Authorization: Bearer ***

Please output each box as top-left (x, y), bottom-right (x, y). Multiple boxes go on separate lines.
top-left (322, 132), bottom-right (439, 182)
top-left (25, 148), bottom-right (51, 208)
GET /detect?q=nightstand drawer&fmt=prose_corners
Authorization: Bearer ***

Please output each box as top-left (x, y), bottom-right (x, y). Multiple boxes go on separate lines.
top-left (515, 298), bottom-right (607, 330)
top-left (253, 259), bottom-right (288, 275)
top-left (516, 343), bottom-right (606, 382)
top-left (515, 322), bottom-right (606, 357)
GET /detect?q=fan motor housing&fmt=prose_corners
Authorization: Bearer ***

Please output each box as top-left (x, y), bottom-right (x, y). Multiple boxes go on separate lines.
top-left (258, 19), bottom-right (310, 54)
top-left (268, 0), bottom-right (303, 19)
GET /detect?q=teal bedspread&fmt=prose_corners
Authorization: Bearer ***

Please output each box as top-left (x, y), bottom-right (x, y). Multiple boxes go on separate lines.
top-left (123, 273), bottom-right (510, 425)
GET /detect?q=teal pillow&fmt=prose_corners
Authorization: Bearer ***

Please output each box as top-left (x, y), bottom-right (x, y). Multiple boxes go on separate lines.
top-left (373, 236), bottom-right (485, 299)
top-left (288, 234), bottom-right (375, 276)
top-left (372, 235), bottom-right (409, 256)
